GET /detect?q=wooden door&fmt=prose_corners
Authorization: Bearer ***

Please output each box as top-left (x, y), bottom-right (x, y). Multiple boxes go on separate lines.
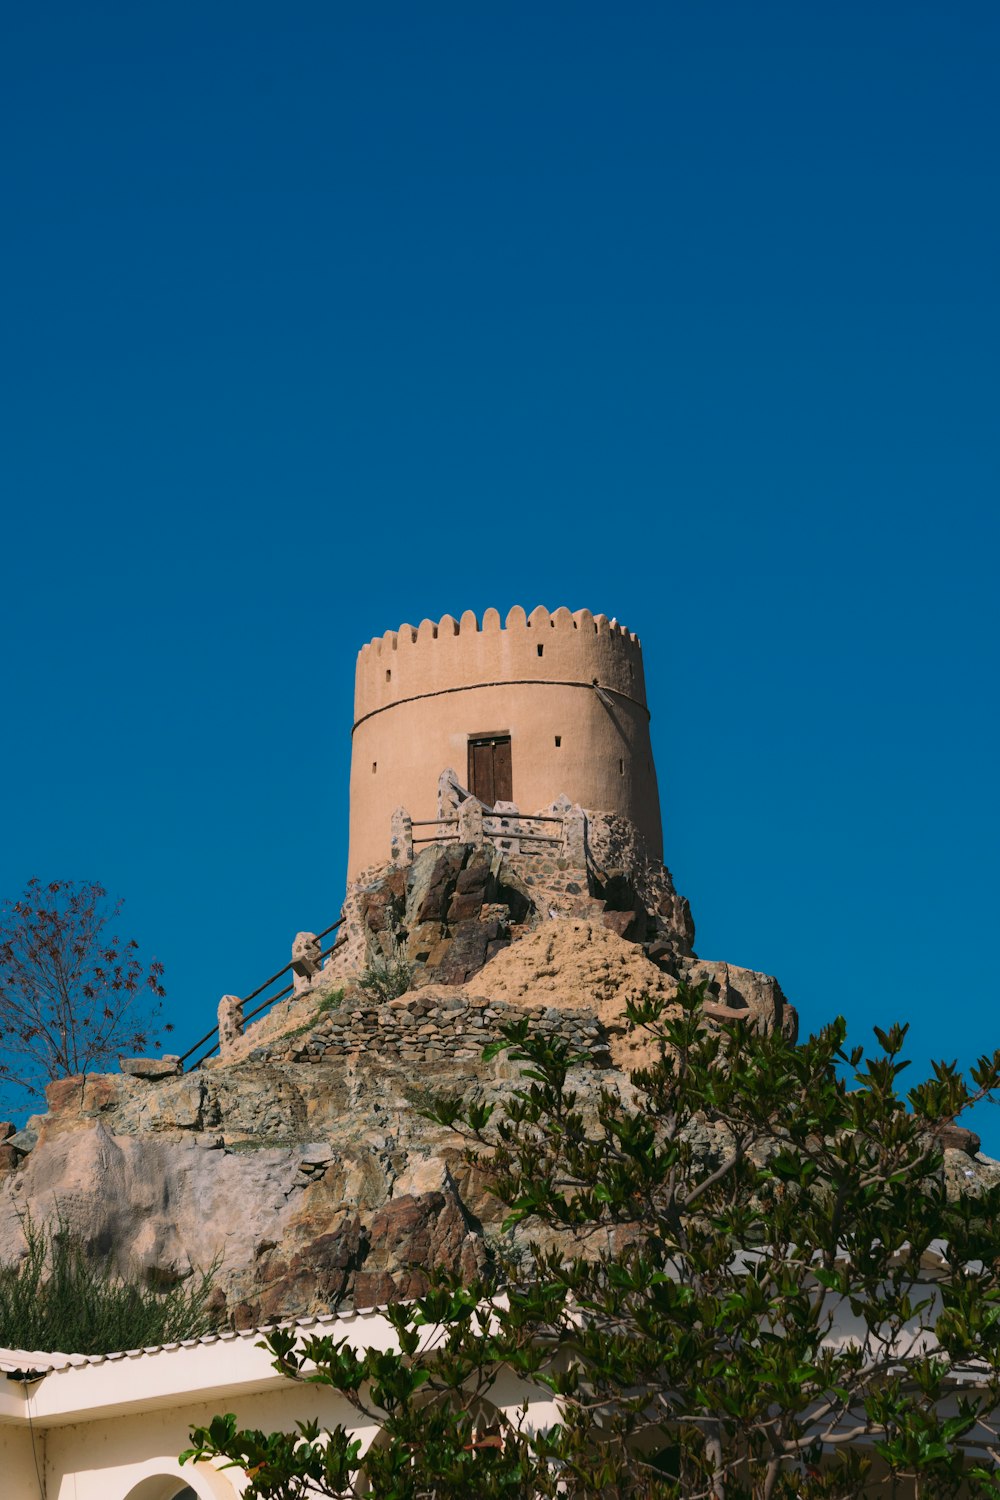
top-left (468, 735), bottom-right (512, 806)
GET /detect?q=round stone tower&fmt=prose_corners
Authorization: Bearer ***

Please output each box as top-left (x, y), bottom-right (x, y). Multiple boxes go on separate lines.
top-left (347, 605), bottom-right (663, 881)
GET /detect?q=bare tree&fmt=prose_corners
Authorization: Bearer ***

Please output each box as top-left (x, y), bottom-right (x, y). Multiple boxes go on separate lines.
top-left (0, 878), bottom-right (169, 1107)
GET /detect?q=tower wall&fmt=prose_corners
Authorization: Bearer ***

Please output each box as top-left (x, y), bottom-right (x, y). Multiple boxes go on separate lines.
top-left (347, 605), bottom-right (663, 880)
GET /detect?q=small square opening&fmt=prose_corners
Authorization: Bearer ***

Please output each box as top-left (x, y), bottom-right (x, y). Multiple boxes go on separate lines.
top-left (385, 669), bottom-right (391, 682)
top-left (537, 644), bottom-right (544, 657)
top-left (555, 736), bottom-right (561, 748)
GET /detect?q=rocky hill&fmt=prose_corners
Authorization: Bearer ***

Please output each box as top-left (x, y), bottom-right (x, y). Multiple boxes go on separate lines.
top-left (0, 843), bottom-right (985, 1325)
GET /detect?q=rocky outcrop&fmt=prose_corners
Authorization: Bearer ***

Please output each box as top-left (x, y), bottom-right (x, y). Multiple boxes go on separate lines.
top-left (0, 843), bottom-right (798, 1324)
top-left (386, 843), bottom-right (534, 985)
top-left (0, 1030), bottom-right (537, 1322)
top-left (682, 959), bottom-right (798, 1041)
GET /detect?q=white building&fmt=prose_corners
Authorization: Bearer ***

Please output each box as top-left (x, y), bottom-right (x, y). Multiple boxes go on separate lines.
top-left (1, 1275), bottom-right (992, 1498)
top-left (0, 1307), bottom-right (556, 1499)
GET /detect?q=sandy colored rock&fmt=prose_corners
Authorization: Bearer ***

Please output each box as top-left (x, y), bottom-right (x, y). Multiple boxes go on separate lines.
top-left (469, 919), bottom-right (673, 1014)
top-left (943, 1148), bottom-right (1000, 1199)
top-left (0, 1119), bottom-right (303, 1290)
top-left (468, 918), bottom-right (678, 1068)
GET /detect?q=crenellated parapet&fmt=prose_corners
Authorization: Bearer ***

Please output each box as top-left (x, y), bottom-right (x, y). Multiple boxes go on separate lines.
top-left (354, 606), bottom-right (647, 727)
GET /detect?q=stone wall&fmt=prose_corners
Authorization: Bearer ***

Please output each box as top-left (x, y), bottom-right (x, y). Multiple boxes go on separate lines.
top-left (317, 816), bottom-right (694, 1013)
top-left (381, 799), bottom-right (693, 948)
top-left (30, 984), bottom-right (613, 1154)
top-left (250, 987), bottom-right (611, 1072)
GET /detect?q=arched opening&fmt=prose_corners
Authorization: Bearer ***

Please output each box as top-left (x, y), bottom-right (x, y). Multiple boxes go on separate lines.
top-left (123, 1471), bottom-right (234, 1500)
top-left (124, 1483), bottom-right (197, 1500)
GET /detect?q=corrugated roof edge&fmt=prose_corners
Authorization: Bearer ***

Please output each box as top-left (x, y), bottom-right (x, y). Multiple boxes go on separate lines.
top-left (0, 1304), bottom-right (385, 1377)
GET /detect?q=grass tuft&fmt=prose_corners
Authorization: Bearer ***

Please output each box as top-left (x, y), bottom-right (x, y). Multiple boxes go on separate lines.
top-left (0, 1218), bottom-right (222, 1356)
top-left (357, 934), bottom-right (412, 1003)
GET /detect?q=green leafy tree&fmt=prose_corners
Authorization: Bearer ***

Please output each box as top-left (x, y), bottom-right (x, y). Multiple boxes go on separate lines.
top-left (184, 985), bottom-right (1000, 1498)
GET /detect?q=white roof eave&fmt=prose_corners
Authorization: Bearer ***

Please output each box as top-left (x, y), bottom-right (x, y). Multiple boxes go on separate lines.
top-left (0, 1306), bottom-right (399, 1428)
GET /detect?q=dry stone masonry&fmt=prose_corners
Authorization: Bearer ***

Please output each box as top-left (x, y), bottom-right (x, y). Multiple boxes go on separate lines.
top-left (250, 990), bottom-right (610, 1072)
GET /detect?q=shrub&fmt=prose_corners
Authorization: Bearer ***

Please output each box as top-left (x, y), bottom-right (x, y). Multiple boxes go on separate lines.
top-left (357, 933), bottom-right (412, 1003)
top-left (0, 1219), bottom-right (222, 1355)
top-left (314, 987), bottom-right (345, 1017)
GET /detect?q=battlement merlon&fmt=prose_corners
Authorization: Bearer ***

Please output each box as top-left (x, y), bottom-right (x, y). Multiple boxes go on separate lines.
top-left (354, 606), bottom-right (648, 724)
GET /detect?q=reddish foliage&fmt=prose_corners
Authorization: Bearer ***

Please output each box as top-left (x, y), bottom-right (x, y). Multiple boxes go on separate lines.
top-left (0, 878), bottom-right (170, 1106)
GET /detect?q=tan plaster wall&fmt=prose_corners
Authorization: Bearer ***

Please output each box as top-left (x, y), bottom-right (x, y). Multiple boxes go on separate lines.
top-left (348, 606), bottom-right (663, 879)
top-left (0, 1424), bottom-right (40, 1496)
top-left (42, 1384), bottom-right (363, 1499)
top-left (20, 1346), bottom-right (559, 1500)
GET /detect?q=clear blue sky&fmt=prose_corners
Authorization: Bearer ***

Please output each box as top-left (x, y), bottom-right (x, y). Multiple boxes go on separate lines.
top-left (2, 4), bottom-right (997, 1139)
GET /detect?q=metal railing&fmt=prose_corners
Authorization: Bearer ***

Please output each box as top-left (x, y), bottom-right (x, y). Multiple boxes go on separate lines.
top-left (179, 916), bottom-right (346, 1072)
top-left (483, 812), bottom-right (562, 847)
top-left (411, 817), bottom-right (459, 846)
top-left (392, 782), bottom-right (586, 872)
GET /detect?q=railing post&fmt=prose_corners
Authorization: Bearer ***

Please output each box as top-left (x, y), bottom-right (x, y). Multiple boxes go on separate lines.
top-left (291, 931), bottom-right (321, 996)
top-left (490, 800), bottom-right (521, 854)
top-left (390, 806), bottom-right (414, 865)
top-left (458, 798), bottom-right (484, 846)
top-left (217, 994), bottom-right (244, 1057)
top-left (563, 802), bottom-right (588, 868)
top-left (437, 768), bottom-right (461, 820)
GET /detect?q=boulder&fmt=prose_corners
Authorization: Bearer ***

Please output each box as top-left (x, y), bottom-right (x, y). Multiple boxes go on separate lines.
top-left (45, 1076), bottom-right (87, 1113)
top-left (119, 1055), bottom-right (183, 1080)
top-left (361, 844), bottom-right (535, 989)
top-left (937, 1122), bottom-right (981, 1157)
top-left (682, 959), bottom-right (797, 1041)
